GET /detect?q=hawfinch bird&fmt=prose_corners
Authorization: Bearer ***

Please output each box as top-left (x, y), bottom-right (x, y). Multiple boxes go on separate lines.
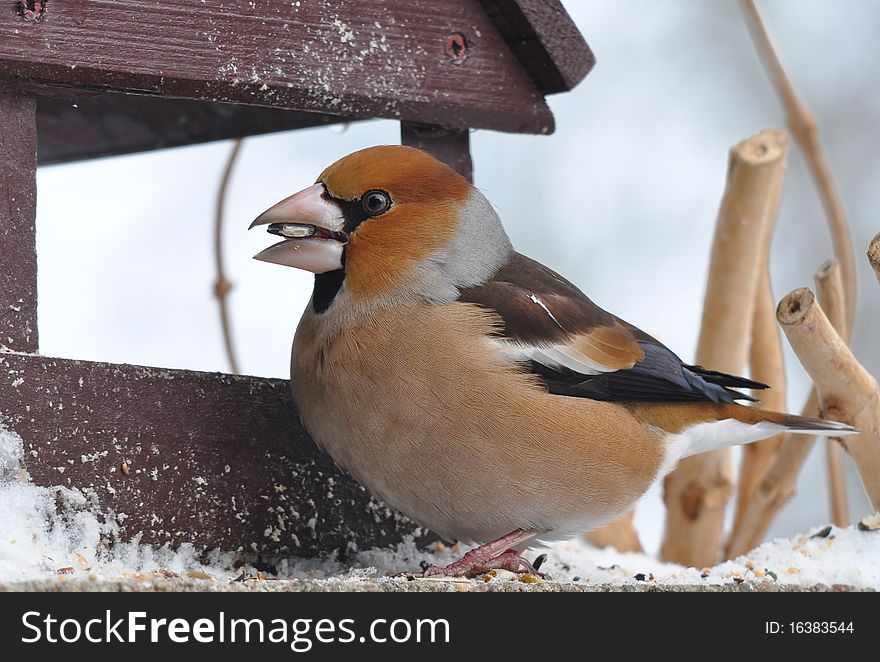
top-left (250, 145), bottom-right (853, 576)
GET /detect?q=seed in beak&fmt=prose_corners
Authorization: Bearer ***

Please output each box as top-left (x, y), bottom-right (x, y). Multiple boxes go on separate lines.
top-left (268, 223), bottom-right (317, 239)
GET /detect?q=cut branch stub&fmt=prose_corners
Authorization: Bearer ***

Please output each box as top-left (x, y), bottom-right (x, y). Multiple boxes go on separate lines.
top-left (777, 288), bottom-right (872, 401)
top-left (777, 288), bottom-right (880, 511)
top-left (869, 232), bottom-right (880, 285)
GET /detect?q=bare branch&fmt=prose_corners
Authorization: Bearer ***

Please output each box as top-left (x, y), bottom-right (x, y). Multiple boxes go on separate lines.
top-left (826, 439), bottom-right (850, 526)
top-left (740, 0), bottom-right (856, 335)
top-left (214, 138), bottom-right (244, 375)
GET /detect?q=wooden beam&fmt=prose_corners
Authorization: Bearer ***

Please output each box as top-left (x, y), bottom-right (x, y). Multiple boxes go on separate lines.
top-left (401, 122), bottom-right (473, 182)
top-left (0, 353), bottom-right (427, 557)
top-left (479, 0), bottom-right (595, 94)
top-left (35, 90), bottom-right (348, 165)
top-left (0, 0), bottom-right (557, 135)
top-left (0, 91), bottom-right (38, 354)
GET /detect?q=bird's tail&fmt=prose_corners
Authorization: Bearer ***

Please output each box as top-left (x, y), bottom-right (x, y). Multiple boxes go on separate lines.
top-left (667, 404), bottom-right (856, 465)
top-left (733, 406), bottom-right (856, 436)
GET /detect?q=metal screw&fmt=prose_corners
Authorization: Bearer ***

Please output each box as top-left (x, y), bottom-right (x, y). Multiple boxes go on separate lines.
top-left (444, 33), bottom-right (468, 64)
top-left (17, 1), bottom-right (47, 21)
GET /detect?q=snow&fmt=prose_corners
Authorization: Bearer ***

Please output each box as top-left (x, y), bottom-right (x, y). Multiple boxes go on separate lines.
top-left (2, 421), bottom-right (878, 589)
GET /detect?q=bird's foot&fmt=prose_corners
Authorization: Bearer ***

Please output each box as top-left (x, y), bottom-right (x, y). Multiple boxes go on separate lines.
top-left (419, 550), bottom-right (532, 578)
top-left (403, 528), bottom-right (543, 579)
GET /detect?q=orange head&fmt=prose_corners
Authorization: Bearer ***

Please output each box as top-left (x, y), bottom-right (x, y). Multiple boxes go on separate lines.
top-left (250, 145), bottom-right (511, 313)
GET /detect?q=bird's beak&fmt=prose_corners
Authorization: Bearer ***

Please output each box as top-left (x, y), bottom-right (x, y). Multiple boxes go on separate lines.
top-left (249, 183), bottom-right (347, 273)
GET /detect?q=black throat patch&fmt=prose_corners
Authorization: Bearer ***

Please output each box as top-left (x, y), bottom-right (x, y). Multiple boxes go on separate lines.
top-left (313, 269), bottom-right (346, 314)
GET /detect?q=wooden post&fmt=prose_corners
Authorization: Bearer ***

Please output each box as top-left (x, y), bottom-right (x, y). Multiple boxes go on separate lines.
top-left (661, 130), bottom-right (788, 567)
top-left (401, 122), bottom-right (473, 182)
top-left (0, 90), bottom-right (39, 354)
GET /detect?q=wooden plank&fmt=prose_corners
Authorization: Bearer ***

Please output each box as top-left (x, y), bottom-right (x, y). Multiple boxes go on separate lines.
top-left (0, 353), bottom-right (427, 557)
top-left (0, 0), bottom-right (557, 135)
top-left (401, 122), bottom-right (473, 182)
top-left (480, 0), bottom-right (595, 94)
top-left (35, 90), bottom-right (348, 165)
top-left (0, 91), bottom-right (38, 354)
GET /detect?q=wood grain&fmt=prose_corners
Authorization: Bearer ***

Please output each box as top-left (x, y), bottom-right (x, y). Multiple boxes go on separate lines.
top-left (0, 353), bottom-right (428, 557)
top-left (0, 0), bottom-right (558, 134)
top-left (480, 0), bottom-right (595, 94)
top-left (0, 91), bottom-right (38, 354)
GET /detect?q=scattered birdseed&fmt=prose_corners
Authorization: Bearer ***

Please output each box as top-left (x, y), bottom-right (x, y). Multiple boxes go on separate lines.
top-left (858, 513), bottom-right (880, 532)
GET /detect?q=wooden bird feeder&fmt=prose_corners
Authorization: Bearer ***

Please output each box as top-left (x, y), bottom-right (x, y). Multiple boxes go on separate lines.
top-left (0, 0), bottom-right (593, 559)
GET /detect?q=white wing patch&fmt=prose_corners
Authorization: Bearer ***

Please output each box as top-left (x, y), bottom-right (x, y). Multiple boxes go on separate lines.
top-left (488, 340), bottom-right (617, 376)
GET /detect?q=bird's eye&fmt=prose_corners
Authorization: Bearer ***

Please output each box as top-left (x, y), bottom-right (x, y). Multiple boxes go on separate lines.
top-left (362, 190), bottom-right (392, 216)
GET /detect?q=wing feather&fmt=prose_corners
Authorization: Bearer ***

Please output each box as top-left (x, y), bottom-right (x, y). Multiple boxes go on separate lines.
top-left (459, 252), bottom-right (766, 404)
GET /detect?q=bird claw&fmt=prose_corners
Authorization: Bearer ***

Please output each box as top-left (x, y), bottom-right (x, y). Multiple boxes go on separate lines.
top-left (391, 530), bottom-right (545, 579)
top-left (400, 550), bottom-right (539, 579)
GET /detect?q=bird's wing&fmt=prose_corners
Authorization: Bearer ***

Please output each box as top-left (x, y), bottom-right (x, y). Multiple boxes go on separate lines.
top-left (457, 252), bottom-right (766, 404)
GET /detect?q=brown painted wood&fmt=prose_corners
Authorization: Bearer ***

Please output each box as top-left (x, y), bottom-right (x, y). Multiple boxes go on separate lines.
top-left (480, 0), bottom-right (595, 94)
top-left (401, 122), bottom-right (473, 182)
top-left (0, 0), bottom-right (556, 135)
top-left (0, 353), bottom-right (428, 557)
top-left (35, 91), bottom-right (349, 165)
top-left (0, 91), bottom-right (38, 354)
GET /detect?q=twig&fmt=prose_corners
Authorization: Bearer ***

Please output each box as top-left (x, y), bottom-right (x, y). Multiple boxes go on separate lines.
top-left (661, 130), bottom-right (788, 567)
top-left (214, 139), bottom-right (244, 374)
top-left (584, 511), bottom-right (643, 553)
top-left (869, 233), bottom-right (880, 285)
top-left (777, 288), bottom-right (880, 510)
top-left (740, 0), bottom-right (856, 337)
top-left (725, 260), bottom-right (847, 558)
